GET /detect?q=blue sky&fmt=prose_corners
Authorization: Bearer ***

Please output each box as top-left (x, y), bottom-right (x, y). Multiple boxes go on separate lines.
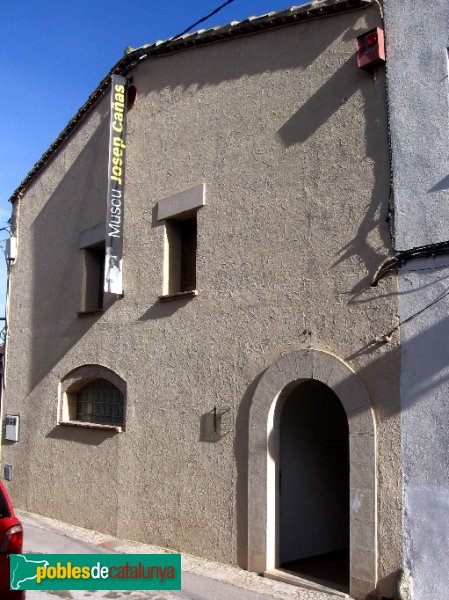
top-left (0, 0), bottom-right (302, 316)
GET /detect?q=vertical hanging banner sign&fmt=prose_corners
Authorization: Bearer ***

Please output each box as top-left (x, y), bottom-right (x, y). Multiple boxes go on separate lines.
top-left (104, 74), bottom-right (128, 295)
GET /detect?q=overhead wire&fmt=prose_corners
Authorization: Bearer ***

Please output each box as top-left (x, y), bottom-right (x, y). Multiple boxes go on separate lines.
top-left (171, 0), bottom-right (237, 39)
top-left (9, 0), bottom-right (241, 204)
top-left (370, 282), bottom-right (449, 348)
top-left (129, 0), bottom-right (238, 57)
top-left (368, 0), bottom-right (449, 286)
top-left (371, 240), bottom-right (449, 286)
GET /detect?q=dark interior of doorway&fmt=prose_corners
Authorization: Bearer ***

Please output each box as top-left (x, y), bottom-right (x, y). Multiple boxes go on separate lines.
top-left (279, 379), bottom-right (349, 593)
top-left (281, 549), bottom-right (349, 590)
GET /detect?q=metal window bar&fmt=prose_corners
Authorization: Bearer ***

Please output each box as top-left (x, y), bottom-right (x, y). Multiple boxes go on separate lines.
top-left (76, 379), bottom-right (124, 426)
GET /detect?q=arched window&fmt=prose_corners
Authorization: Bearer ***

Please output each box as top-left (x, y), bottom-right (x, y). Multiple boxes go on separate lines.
top-left (60, 365), bottom-right (126, 431)
top-left (76, 379), bottom-right (124, 426)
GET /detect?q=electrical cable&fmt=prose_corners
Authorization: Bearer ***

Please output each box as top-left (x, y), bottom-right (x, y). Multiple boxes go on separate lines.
top-left (9, 0), bottom-right (241, 204)
top-left (398, 285), bottom-right (449, 328)
top-left (12, 0), bottom-right (372, 204)
top-left (371, 0), bottom-right (384, 19)
top-left (369, 0), bottom-right (449, 285)
top-left (372, 282), bottom-right (449, 346)
top-left (0, 227), bottom-right (11, 344)
top-left (371, 239), bottom-right (449, 286)
top-left (171, 0), bottom-right (237, 39)
top-left (135, 0), bottom-right (238, 57)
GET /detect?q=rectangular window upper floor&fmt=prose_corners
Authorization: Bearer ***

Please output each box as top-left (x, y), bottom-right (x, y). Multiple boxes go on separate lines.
top-left (78, 223), bottom-right (106, 315)
top-left (157, 184), bottom-right (205, 301)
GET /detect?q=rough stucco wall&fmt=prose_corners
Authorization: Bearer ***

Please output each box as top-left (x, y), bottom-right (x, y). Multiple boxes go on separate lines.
top-left (4, 6), bottom-right (400, 596)
top-left (398, 260), bottom-right (449, 600)
top-left (384, 1), bottom-right (449, 597)
top-left (384, 0), bottom-right (449, 250)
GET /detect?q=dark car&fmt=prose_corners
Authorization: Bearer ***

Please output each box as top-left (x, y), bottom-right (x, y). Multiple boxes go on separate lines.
top-left (0, 481), bottom-right (24, 599)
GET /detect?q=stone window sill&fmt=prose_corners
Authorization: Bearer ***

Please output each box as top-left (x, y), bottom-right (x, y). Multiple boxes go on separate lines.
top-left (59, 420), bottom-right (122, 433)
top-left (158, 290), bottom-right (198, 302)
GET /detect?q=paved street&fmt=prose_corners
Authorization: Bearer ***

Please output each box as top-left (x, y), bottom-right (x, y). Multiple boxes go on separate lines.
top-left (18, 511), bottom-right (342, 600)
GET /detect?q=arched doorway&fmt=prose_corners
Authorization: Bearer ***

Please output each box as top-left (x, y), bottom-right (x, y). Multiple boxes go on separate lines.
top-left (248, 349), bottom-right (377, 600)
top-left (279, 379), bottom-right (349, 591)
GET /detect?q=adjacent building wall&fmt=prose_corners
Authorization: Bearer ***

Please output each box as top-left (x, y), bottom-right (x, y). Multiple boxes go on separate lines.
top-left (4, 5), bottom-right (401, 597)
top-left (384, 1), bottom-right (449, 598)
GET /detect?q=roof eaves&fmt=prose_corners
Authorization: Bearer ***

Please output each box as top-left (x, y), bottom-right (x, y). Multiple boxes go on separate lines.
top-left (9, 0), bottom-right (373, 203)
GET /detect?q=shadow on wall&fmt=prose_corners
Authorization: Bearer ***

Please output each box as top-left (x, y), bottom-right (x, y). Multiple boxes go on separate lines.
top-left (138, 203), bottom-right (195, 321)
top-left (24, 2), bottom-right (395, 558)
top-left (278, 56), bottom-right (390, 296)
top-left (234, 371), bottom-right (265, 568)
top-left (233, 345), bottom-right (395, 571)
top-left (346, 272), bottom-right (449, 312)
top-left (29, 106), bottom-right (110, 393)
top-left (23, 5), bottom-right (406, 572)
top-left (272, 25), bottom-right (390, 296)
top-left (278, 56), bottom-right (359, 147)
top-left (229, 40), bottom-right (395, 574)
top-left (234, 302), bottom-right (449, 579)
top-left (395, 306), bottom-right (449, 403)
top-left (46, 425), bottom-right (116, 446)
top-left (335, 61), bottom-right (391, 297)
top-left (429, 174), bottom-right (449, 193)
top-left (199, 407), bottom-right (231, 443)
top-left (138, 14), bottom-right (346, 96)
top-left (26, 12), bottom-right (368, 391)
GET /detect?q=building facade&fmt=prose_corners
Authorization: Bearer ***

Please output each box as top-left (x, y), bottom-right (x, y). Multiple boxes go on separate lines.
top-left (3, 1), bottom-right (402, 598)
top-left (384, 1), bottom-right (449, 598)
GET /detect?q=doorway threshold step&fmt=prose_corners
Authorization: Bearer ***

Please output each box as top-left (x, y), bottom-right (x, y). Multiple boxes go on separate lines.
top-left (264, 569), bottom-right (349, 598)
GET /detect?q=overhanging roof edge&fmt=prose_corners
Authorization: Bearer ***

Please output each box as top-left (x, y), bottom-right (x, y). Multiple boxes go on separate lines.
top-left (9, 0), bottom-right (374, 204)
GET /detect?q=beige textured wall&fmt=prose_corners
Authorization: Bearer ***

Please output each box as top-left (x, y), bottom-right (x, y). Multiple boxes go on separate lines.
top-left (3, 6), bottom-right (400, 597)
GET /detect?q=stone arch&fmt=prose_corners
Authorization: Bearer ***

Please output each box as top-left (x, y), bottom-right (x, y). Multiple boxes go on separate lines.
top-left (247, 349), bottom-right (376, 600)
top-left (59, 364), bottom-right (127, 428)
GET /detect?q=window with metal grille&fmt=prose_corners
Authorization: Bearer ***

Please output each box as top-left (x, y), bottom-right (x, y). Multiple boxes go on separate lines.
top-left (76, 379), bottom-right (124, 426)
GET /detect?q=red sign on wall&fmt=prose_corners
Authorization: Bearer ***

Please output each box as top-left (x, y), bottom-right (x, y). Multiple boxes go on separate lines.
top-left (356, 27), bottom-right (385, 69)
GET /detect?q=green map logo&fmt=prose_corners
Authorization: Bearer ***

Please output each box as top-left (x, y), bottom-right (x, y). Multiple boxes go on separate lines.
top-left (11, 555), bottom-right (50, 590)
top-left (10, 554), bottom-right (181, 590)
